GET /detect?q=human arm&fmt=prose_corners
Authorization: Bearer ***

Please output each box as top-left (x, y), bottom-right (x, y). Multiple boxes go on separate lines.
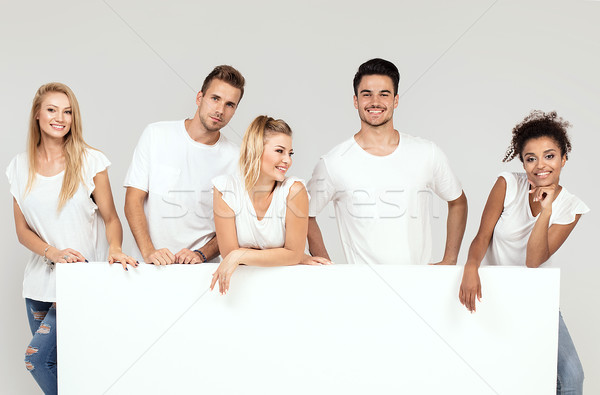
top-left (304, 157), bottom-right (334, 264)
top-left (124, 186), bottom-right (175, 265)
top-left (174, 236), bottom-right (220, 264)
top-left (211, 186), bottom-right (241, 262)
top-left (12, 198), bottom-right (85, 263)
top-left (210, 181), bottom-right (310, 294)
top-left (526, 183), bottom-right (581, 268)
top-left (302, 217), bottom-right (331, 264)
top-left (459, 178), bottom-right (506, 312)
top-left (432, 191), bottom-right (467, 265)
top-left (92, 170), bottom-right (137, 270)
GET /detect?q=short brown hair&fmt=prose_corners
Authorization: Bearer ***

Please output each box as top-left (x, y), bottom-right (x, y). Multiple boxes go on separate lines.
top-left (200, 65), bottom-right (245, 102)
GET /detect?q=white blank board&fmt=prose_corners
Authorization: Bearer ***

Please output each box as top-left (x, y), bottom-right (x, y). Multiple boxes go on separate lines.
top-left (56, 264), bottom-right (559, 395)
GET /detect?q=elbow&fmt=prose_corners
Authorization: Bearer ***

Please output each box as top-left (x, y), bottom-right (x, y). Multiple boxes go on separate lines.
top-left (123, 200), bottom-right (133, 220)
top-left (16, 232), bottom-right (27, 247)
top-left (221, 248), bottom-right (234, 261)
top-left (124, 201), bottom-right (132, 221)
top-left (15, 226), bottom-right (30, 247)
top-left (292, 250), bottom-right (304, 265)
top-left (285, 248), bottom-right (304, 265)
top-left (104, 215), bottom-right (123, 233)
top-left (526, 244), bottom-right (550, 268)
top-left (103, 210), bottom-right (121, 227)
top-left (525, 256), bottom-right (547, 268)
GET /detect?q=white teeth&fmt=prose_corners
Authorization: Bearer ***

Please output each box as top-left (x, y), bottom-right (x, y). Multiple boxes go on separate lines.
top-left (537, 172), bottom-right (549, 176)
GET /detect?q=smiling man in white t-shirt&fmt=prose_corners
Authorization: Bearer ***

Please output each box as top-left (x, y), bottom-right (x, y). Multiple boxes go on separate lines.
top-left (124, 65), bottom-right (244, 265)
top-left (306, 58), bottom-right (468, 266)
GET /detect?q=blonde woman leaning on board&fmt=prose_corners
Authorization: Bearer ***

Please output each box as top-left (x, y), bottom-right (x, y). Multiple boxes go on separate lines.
top-left (211, 115), bottom-right (331, 294)
top-left (458, 111), bottom-right (588, 395)
top-left (6, 82), bottom-right (136, 395)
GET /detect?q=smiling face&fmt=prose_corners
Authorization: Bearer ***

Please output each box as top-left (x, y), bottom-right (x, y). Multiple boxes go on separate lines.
top-left (522, 136), bottom-right (566, 187)
top-left (196, 79), bottom-right (242, 133)
top-left (353, 74), bottom-right (399, 128)
top-left (37, 92), bottom-right (72, 141)
top-left (260, 133), bottom-right (293, 183)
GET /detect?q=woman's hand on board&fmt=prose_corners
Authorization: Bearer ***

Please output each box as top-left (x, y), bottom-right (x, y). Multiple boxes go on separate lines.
top-left (300, 254), bottom-right (333, 265)
top-left (108, 248), bottom-right (138, 271)
top-left (46, 247), bottom-right (86, 263)
top-left (459, 262), bottom-right (482, 313)
top-left (210, 249), bottom-right (245, 294)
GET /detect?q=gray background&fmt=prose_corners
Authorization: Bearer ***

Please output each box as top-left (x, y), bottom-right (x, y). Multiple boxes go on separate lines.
top-left (1, 0), bottom-right (598, 393)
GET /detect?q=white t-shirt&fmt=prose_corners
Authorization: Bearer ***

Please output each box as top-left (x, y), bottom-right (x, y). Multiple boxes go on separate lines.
top-left (212, 173), bottom-right (305, 250)
top-left (307, 133), bottom-right (463, 265)
top-left (484, 172), bottom-right (590, 266)
top-left (6, 149), bottom-right (110, 302)
top-left (124, 120), bottom-right (239, 262)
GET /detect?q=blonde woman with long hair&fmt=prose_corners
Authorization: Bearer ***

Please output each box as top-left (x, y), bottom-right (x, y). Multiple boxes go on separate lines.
top-left (210, 115), bottom-right (331, 294)
top-left (6, 82), bottom-right (136, 394)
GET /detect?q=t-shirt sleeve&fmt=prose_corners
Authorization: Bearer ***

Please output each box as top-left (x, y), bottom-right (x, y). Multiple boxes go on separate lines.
top-left (123, 125), bottom-right (152, 192)
top-left (552, 194), bottom-right (590, 225)
top-left (84, 149), bottom-right (112, 196)
top-left (430, 143), bottom-right (463, 201)
top-left (212, 174), bottom-right (239, 213)
top-left (307, 158), bottom-right (335, 217)
top-left (497, 172), bottom-right (518, 207)
top-left (5, 154), bottom-right (22, 206)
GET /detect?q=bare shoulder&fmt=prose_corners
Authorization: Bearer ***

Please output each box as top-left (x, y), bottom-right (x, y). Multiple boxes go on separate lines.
top-left (489, 175), bottom-right (507, 198)
top-left (287, 181), bottom-right (307, 200)
top-left (495, 175), bottom-right (507, 188)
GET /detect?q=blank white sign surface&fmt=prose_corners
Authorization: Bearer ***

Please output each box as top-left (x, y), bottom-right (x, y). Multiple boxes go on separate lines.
top-left (56, 264), bottom-right (559, 395)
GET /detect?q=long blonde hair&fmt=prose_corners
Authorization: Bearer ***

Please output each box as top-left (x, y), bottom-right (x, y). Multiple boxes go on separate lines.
top-left (239, 115), bottom-right (292, 191)
top-left (26, 82), bottom-right (91, 210)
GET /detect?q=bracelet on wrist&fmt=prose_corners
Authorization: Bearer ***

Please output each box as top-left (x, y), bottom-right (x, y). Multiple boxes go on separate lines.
top-left (43, 245), bottom-right (54, 266)
top-left (194, 249), bottom-right (208, 263)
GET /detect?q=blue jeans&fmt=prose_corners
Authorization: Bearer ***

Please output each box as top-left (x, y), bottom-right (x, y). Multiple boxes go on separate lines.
top-left (557, 312), bottom-right (584, 395)
top-left (25, 298), bottom-right (57, 395)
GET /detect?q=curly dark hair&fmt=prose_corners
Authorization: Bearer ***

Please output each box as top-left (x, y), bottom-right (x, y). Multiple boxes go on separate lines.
top-left (502, 110), bottom-right (572, 162)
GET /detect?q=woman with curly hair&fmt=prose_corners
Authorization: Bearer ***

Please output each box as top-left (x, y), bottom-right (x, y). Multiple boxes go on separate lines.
top-left (6, 82), bottom-right (136, 394)
top-left (210, 115), bottom-right (331, 294)
top-left (458, 110), bottom-right (588, 394)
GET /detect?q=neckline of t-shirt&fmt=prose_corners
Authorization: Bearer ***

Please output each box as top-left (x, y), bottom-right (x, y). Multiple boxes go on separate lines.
top-left (351, 132), bottom-right (402, 159)
top-left (36, 169), bottom-right (65, 179)
top-left (180, 119), bottom-right (223, 149)
top-left (245, 180), bottom-right (286, 222)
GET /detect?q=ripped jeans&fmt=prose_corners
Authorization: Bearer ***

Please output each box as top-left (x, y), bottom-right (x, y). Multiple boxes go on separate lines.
top-left (25, 298), bottom-right (57, 395)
